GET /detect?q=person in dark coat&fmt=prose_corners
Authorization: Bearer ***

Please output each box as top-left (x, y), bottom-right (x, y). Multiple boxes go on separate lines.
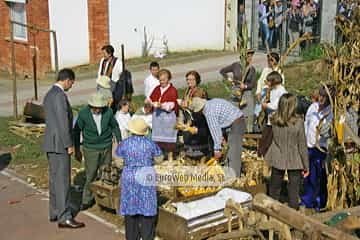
top-left (182, 111), bottom-right (213, 158)
top-left (179, 71), bottom-right (212, 157)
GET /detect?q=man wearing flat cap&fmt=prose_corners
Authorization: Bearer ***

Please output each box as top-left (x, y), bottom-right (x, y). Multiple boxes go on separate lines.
top-left (189, 97), bottom-right (246, 177)
top-left (74, 92), bottom-right (121, 210)
top-left (220, 49), bottom-right (256, 133)
top-left (239, 49), bottom-right (257, 133)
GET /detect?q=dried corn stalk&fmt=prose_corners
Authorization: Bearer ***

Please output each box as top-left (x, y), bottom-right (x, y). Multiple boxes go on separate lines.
top-left (231, 150), bottom-right (269, 189)
top-left (323, 4), bottom-right (360, 210)
top-left (238, 17), bottom-right (248, 72)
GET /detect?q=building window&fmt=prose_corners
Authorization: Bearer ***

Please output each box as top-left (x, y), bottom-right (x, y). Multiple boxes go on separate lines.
top-left (9, 3), bottom-right (27, 41)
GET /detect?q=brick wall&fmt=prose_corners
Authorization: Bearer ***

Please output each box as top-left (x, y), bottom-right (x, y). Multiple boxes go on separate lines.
top-left (88, 0), bottom-right (109, 64)
top-left (0, 0), bottom-right (51, 78)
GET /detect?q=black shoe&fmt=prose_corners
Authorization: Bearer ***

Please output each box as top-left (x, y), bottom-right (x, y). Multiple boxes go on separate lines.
top-left (49, 217), bottom-right (57, 222)
top-left (80, 203), bottom-right (93, 211)
top-left (80, 199), bottom-right (95, 211)
top-left (58, 219), bottom-right (85, 229)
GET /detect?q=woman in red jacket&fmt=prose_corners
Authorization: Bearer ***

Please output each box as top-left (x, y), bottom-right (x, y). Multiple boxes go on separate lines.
top-left (147, 69), bottom-right (178, 161)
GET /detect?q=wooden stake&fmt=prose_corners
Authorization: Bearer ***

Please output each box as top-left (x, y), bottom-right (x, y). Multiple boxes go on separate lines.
top-left (252, 193), bottom-right (358, 240)
top-left (10, 20), bottom-right (17, 118)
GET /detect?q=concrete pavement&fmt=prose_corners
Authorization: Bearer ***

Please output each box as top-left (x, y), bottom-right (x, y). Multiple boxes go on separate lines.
top-left (0, 169), bottom-right (123, 240)
top-left (0, 52), bottom-right (293, 117)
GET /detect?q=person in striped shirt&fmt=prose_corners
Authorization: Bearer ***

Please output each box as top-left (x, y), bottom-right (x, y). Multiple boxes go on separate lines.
top-left (189, 97), bottom-right (245, 177)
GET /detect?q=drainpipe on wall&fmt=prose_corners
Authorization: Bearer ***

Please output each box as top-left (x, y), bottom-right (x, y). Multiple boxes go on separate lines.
top-left (223, 0), bottom-right (228, 51)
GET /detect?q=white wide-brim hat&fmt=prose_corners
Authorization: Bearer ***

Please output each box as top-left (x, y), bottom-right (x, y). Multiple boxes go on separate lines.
top-left (96, 75), bottom-right (111, 89)
top-left (88, 92), bottom-right (107, 108)
top-left (128, 118), bottom-right (149, 136)
top-left (188, 97), bottom-right (207, 112)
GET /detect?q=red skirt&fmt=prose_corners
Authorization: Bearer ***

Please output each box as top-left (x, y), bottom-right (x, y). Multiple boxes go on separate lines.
top-left (156, 142), bottom-right (176, 152)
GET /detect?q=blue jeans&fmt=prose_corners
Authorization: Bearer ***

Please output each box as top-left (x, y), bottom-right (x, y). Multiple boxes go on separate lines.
top-left (260, 22), bottom-right (270, 47)
top-left (269, 28), bottom-right (275, 48)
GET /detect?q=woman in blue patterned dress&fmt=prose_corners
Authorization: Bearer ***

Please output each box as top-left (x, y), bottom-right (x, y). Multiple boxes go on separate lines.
top-left (115, 118), bottom-right (162, 240)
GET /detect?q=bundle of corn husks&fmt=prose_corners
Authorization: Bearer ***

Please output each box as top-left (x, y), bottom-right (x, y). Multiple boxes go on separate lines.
top-left (154, 152), bottom-right (199, 197)
top-left (230, 151), bottom-right (269, 190)
top-left (323, 4), bottom-right (360, 210)
top-left (155, 153), bottom-right (225, 197)
top-left (177, 157), bottom-right (225, 197)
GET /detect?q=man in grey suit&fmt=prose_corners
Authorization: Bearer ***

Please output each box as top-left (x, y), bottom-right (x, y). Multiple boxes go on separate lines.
top-left (42, 68), bottom-right (85, 229)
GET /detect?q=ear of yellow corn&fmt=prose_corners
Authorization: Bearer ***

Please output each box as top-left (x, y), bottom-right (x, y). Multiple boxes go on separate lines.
top-left (206, 157), bottom-right (217, 166)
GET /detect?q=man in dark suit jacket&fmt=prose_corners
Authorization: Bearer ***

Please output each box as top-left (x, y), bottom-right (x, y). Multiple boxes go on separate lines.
top-left (42, 68), bottom-right (85, 229)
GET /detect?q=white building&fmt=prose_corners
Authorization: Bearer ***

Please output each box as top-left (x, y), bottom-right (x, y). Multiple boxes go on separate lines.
top-left (48, 0), bottom-right (242, 69)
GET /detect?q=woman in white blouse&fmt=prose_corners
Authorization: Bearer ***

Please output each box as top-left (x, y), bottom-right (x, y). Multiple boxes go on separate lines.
top-left (261, 71), bottom-right (287, 115)
top-left (301, 86), bottom-right (333, 211)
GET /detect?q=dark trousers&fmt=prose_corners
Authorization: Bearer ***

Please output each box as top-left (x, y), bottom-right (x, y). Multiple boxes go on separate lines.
top-left (47, 152), bottom-right (72, 222)
top-left (125, 215), bottom-right (157, 240)
top-left (226, 118), bottom-right (246, 177)
top-left (273, 25), bottom-right (282, 48)
top-left (269, 167), bottom-right (302, 210)
top-left (82, 147), bottom-right (112, 205)
top-left (301, 148), bottom-right (327, 211)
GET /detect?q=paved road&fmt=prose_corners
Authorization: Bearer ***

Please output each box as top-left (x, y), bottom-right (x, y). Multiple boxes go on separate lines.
top-left (0, 52), bottom-right (289, 117)
top-left (0, 169), bottom-right (123, 240)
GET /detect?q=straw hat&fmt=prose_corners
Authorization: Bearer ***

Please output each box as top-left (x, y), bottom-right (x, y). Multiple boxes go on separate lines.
top-left (88, 92), bottom-right (107, 108)
top-left (96, 75), bottom-right (111, 89)
top-left (128, 118), bottom-right (149, 136)
top-left (188, 97), bottom-right (207, 112)
top-left (246, 49), bottom-right (255, 55)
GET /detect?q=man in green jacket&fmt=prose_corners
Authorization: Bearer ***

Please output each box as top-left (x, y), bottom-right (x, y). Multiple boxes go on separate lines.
top-left (74, 92), bottom-right (121, 210)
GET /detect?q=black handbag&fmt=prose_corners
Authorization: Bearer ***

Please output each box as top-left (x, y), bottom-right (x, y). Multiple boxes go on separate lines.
top-left (257, 125), bottom-right (273, 157)
top-left (305, 19), bottom-right (313, 27)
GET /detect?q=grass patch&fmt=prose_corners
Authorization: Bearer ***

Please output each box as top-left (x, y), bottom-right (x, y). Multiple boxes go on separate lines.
top-left (300, 44), bottom-right (325, 62)
top-left (283, 59), bottom-right (326, 96)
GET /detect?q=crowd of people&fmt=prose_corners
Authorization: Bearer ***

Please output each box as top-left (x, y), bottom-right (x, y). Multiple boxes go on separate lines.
top-left (258, 0), bottom-right (321, 53)
top-left (42, 43), bottom-right (347, 239)
top-left (338, 0), bottom-right (358, 19)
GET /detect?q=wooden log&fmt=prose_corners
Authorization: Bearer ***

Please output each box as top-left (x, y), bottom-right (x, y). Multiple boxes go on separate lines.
top-left (252, 193), bottom-right (359, 240)
top-left (312, 206), bottom-right (360, 222)
top-left (207, 229), bottom-right (258, 240)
